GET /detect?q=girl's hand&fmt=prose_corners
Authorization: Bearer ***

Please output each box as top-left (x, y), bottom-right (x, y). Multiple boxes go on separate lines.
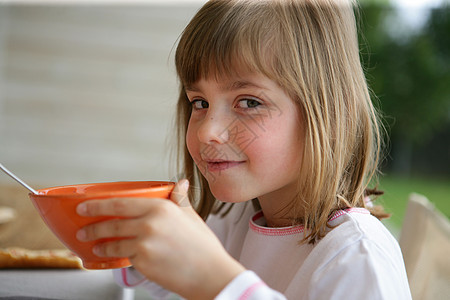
top-left (76, 180), bottom-right (245, 300)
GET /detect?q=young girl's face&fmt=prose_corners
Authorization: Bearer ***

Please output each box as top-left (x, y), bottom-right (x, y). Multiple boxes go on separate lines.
top-left (185, 72), bottom-right (304, 206)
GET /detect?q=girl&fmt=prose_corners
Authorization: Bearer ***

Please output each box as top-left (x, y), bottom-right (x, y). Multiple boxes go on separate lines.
top-left (75, 0), bottom-right (412, 299)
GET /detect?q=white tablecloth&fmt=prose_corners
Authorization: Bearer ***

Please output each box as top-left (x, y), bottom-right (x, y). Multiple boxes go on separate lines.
top-left (0, 269), bottom-right (134, 299)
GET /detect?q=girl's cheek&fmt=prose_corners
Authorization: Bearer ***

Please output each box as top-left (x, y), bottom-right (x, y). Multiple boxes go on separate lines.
top-left (186, 123), bottom-right (199, 157)
top-left (186, 129), bottom-right (195, 154)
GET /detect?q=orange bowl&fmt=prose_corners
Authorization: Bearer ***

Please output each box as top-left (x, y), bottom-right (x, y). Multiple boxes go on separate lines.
top-left (29, 181), bottom-right (175, 270)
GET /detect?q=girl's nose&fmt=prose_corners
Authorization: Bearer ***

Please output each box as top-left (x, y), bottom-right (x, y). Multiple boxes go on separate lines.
top-left (197, 114), bottom-right (230, 144)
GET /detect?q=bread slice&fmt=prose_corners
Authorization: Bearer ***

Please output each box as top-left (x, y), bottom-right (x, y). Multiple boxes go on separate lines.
top-left (0, 247), bottom-right (83, 269)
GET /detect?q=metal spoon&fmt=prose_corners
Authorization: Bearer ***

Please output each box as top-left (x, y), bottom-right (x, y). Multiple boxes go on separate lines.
top-left (0, 163), bottom-right (38, 195)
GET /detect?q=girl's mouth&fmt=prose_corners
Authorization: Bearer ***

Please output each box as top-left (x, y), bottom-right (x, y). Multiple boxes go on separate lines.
top-left (206, 160), bottom-right (245, 172)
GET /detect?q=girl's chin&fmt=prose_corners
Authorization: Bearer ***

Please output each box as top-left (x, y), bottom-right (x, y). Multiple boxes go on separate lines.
top-left (208, 184), bottom-right (253, 204)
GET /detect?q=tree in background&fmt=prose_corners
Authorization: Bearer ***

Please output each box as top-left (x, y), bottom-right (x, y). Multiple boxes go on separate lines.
top-left (358, 3), bottom-right (450, 176)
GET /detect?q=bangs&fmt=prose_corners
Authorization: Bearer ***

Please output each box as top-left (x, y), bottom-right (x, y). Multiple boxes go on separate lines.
top-left (175, 0), bottom-right (281, 88)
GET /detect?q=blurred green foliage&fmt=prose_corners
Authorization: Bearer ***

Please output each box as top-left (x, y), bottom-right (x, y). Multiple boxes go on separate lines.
top-left (378, 175), bottom-right (450, 228)
top-left (357, 3), bottom-right (450, 175)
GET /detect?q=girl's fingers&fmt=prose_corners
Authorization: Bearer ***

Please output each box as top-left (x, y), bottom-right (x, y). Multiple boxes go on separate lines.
top-left (93, 238), bottom-right (137, 258)
top-left (77, 218), bottom-right (139, 242)
top-left (77, 197), bottom-right (167, 217)
top-left (77, 179), bottom-right (191, 217)
top-left (169, 179), bottom-right (191, 207)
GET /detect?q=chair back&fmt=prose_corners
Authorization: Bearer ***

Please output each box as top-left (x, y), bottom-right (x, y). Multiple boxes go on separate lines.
top-left (399, 193), bottom-right (450, 300)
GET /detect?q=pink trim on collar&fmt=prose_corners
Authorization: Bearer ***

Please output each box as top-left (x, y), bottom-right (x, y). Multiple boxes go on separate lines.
top-left (249, 211), bottom-right (305, 236)
top-left (328, 207), bottom-right (370, 222)
top-left (249, 207), bottom-right (370, 236)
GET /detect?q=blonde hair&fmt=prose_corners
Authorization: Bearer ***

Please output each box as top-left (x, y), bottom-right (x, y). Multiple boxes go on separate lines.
top-left (174, 0), bottom-right (388, 243)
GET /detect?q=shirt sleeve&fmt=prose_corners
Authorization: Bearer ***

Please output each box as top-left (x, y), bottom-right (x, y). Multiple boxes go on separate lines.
top-left (215, 271), bottom-right (286, 300)
top-left (304, 239), bottom-right (412, 300)
top-left (114, 268), bottom-right (287, 300)
top-left (112, 267), bottom-right (177, 299)
top-left (113, 267), bottom-right (145, 288)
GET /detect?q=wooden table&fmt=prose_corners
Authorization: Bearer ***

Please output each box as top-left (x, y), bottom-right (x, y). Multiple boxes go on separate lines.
top-left (0, 184), bottom-right (65, 250)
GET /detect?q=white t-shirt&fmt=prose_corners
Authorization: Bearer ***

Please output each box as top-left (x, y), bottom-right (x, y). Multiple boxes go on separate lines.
top-left (113, 203), bottom-right (412, 299)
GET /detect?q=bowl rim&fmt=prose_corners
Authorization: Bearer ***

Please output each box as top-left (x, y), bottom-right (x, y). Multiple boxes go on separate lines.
top-left (29, 181), bottom-right (175, 199)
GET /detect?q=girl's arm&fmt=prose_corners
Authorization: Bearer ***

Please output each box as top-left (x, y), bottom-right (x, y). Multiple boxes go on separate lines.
top-left (113, 267), bottom-right (287, 300)
top-left (76, 180), bottom-right (245, 300)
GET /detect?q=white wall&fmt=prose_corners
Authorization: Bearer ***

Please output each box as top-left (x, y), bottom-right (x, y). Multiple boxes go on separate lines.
top-left (0, 3), bottom-right (204, 187)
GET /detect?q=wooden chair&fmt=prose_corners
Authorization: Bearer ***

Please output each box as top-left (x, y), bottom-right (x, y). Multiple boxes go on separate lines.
top-left (399, 193), bottom-right (450, 300)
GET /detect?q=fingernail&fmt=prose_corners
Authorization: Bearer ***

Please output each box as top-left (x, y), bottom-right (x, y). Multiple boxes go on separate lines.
top-left (181, 179), bottom-right (189, 193)
top-left (77, 203), bottom-right (87, 216)
top-left (93, 245), bottom-right (102, 256)
top-left (76, 229), bottom-right (87, 241)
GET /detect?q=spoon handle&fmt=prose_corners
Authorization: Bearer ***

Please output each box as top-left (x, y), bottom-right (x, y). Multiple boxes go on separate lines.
top-left (0, 163), bottom-right (38, 195)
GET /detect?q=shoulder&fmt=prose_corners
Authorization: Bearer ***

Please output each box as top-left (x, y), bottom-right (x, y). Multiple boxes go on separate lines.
top-left (317, 208), bottom-right (405, 272)
top-left (298, 209), bottom-right (411, 299)
top-left (325, 208), bottom-right (398, 253)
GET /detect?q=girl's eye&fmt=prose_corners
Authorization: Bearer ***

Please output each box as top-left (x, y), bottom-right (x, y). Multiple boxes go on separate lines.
top-left (237, 98), bottom-right (261, 109)
top-left (191, 99), bottom-right (209, 109)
